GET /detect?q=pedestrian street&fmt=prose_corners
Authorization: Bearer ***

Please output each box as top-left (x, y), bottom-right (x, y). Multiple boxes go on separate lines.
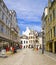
top-left (0, 48), bottom-right (56, 65)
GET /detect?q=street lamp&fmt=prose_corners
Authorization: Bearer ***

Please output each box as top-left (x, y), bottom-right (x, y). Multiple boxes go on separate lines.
top-left (42, 29), bottom-right (44, 54)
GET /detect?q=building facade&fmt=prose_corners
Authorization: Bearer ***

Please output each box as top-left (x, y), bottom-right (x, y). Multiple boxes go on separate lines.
top-left (42, 0), bottom-right (56, 53)
top-left (29, 30), bottom-right (35, 47)
top-left (21, 27), bottom-right (40, 49)
top-left (29, 30), bottom-right (39, 48)
top-left (20, 35), bottom-right (29, 48)
top-left (0, 0), bottom-right (20, 50)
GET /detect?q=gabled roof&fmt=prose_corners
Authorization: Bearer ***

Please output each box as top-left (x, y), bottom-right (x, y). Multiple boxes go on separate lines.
top-left (20, 35), bottom-right (28, 39)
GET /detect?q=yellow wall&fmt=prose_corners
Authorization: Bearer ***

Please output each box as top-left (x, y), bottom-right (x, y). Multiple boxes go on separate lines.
top-left (45, 1), bottom-right (56, 53)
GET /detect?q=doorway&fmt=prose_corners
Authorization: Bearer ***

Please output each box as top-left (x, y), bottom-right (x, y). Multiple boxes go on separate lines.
top-left (54, 42), bottom-right (56, 53)
top-left (49, 42), bottom-right (52, 52)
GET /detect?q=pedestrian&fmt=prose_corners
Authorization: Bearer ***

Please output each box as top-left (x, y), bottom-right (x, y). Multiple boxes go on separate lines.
top-left (12, 46), bottom-right (15, 53)
top-left (6, 46), bottom-right (10, 52)
top-left (10, 46), bottom-right (12, 52)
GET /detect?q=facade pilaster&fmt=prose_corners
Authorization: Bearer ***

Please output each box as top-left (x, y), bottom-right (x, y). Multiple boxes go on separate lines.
top-left (52, 42), bottom-right (55, 53)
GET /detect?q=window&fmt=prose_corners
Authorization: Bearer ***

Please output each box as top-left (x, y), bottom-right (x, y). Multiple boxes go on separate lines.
top-left (53, 9), bottom-right (55, 20)
top-left (2, 12), bottom-right (4, 20)
top-left (24, 41), bottom-right (25, 44)
top-left (50, 29), bottom-right (52, 38)
top-left (0, 8), bottom-right (1, 13)
top-left (21, 41), bottom-right (22, 44)
top-left (29, 37), bottom-right (30, 39)
top-left (0, 8), bottom-right (2, 18)
top-left (8, 29), bottom-right (9, 35)
top-left (53, 27), bottom-right (55, 37)
top-left (36, 40), bottom-right (38, 43)
top-left (26, 41), bottom-right (28, 43)
top-left (36, 36), bottom-right (38, 38)
top-left (6, 18), bottom-right (9, 25)
top-left (50, 14), bottom-right (52, 22)
top-left (31, 36), bottom-right (32, 39)
top-left (1, 25), bottom-right (4, 33)
top-left (53, 26), bottom-right (56, 37)
top-left (31, 40), bottom-right (32, 43)
top-left (6, 18), bottom-right (8, 24)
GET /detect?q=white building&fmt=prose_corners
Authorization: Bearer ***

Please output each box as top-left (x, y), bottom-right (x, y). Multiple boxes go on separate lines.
top-left (21, 27), bottom-right (40, 49)
top-left (20, 35), bottom-right (29, 48)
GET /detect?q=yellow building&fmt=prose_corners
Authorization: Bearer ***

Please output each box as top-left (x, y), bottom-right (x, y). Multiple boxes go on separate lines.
top-left (42, 0), bottom-right (56, 53)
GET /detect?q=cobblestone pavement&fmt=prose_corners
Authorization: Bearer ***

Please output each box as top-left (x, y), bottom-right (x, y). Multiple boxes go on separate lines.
top-left (0, 48), bottom-right (56, 65)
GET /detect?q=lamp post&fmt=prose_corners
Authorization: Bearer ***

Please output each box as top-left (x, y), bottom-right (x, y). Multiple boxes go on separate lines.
top-left (42, 29), bottom-right (44, 54)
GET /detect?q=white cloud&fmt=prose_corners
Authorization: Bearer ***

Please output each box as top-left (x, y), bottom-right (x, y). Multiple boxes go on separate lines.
top-left (19, 23), bottom-right (41, 32)
top-left (22, 27), bottom-right (30, 36)
top-left (4, 0), bottom-right (47, 33)
top-left (4, 0), bottom-right (47, 21)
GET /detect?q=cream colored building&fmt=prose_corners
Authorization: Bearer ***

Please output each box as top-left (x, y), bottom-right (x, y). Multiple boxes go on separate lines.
top-left (20, 35), bottom-right (29, 48)
top-left (29, 30), bottom-right (39, 48)
top-left (22, 27), bottom-right (39, 48)
top-left (0, 0), bottom-right (20, 49)
top-left (42, 0), bottom-right (56, 53)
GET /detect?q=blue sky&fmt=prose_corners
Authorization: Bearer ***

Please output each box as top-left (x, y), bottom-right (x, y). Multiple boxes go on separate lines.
top-left (4, 0), bottom-right (48, 34)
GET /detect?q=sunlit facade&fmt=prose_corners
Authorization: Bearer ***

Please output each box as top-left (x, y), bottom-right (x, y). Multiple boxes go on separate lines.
top-left (21, 27), bottom-right (39, 48)
top-left (42, 0), bottom-right (56, 53)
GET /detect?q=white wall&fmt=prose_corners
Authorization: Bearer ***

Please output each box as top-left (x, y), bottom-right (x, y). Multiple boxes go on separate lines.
top-left (20, 39), bottom-right (29, 48)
